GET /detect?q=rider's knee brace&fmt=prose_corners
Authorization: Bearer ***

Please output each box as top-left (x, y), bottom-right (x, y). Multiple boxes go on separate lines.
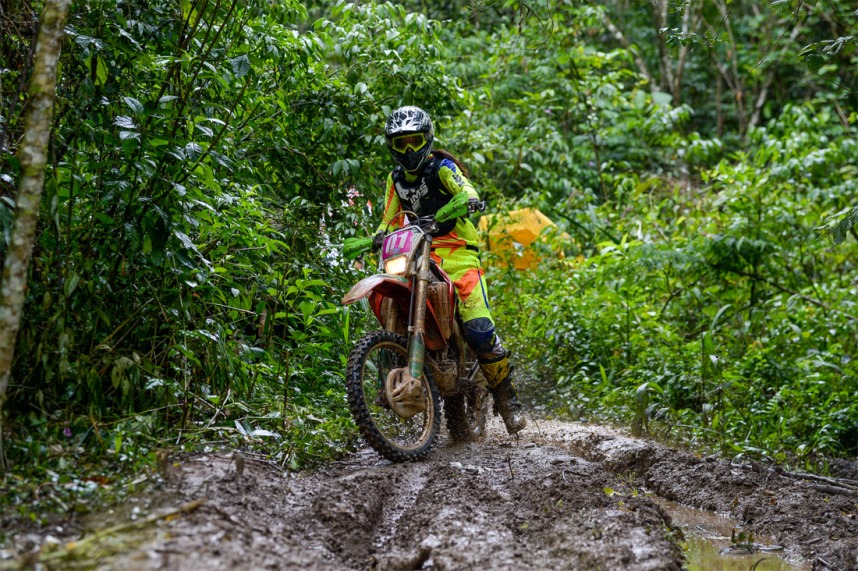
top-left (462, 317), bottom-right (503, 360)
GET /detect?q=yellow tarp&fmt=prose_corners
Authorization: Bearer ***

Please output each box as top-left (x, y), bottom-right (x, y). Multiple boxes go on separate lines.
top-left (478, 208), bottom-right (560, 270)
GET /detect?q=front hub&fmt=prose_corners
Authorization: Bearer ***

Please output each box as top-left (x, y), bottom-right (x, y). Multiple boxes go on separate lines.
top-left (385, 367), bottom-right (426, 418)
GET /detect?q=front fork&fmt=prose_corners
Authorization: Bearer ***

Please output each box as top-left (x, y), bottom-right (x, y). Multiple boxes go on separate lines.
top-left (407, 237), bottom-right (433, 380)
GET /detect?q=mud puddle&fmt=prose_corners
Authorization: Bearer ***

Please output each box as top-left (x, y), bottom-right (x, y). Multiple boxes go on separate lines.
top-left (4, 418), bottom-right (857, 570)
top-left (548, 422), bottom-right (857, 570)
top-left (657, 500), bottom-right (809, 571)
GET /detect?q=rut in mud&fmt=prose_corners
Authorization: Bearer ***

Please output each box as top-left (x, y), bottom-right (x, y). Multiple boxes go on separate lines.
top-left (8, 419), bottom-right (858, 570)
top-left (102, 420), bottom-right (682, 571)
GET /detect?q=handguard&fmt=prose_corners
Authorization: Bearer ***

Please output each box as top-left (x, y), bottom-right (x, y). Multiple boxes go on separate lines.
top-left (435, 192), bottom-right (471, 223)
top-left (343, 236), bottom-right (374, 260)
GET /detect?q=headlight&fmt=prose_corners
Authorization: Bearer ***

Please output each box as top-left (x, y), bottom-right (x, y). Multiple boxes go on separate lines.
top-left (384, 255), bottom-right (408, 275)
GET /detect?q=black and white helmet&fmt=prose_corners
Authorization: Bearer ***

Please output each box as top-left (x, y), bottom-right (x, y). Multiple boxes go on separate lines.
top-left (385, 106), bottom-right (434, 172)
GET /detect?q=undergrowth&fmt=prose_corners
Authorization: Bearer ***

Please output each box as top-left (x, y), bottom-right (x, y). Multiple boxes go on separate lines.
top-left (0, 366), bottom-right (356, 543)
top-left (492, 103), bottom-right (858, 468)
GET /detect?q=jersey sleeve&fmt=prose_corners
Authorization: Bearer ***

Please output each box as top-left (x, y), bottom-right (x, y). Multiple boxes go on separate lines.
top-left (433, 159), bottom-right (481, 250)
top-left (438, 159), bottom-right (479, 200)
top-left (376, 172), bottom-right (403, 235)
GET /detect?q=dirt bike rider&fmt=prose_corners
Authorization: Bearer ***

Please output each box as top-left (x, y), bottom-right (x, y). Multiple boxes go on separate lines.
top-left (344, 106), bottom-right (526, 434)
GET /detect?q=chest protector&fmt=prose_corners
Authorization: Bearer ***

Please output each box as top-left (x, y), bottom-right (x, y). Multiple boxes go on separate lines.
top-left (392, 157), bottom-right (457, 236)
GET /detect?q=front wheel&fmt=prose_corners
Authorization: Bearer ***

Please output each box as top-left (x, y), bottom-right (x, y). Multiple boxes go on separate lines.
top-left (346, 330), bottom-right (440, 462)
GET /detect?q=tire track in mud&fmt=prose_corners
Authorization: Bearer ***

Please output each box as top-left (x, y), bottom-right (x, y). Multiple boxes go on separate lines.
top-left (306, 458), bottom-right (436, 567)
top-left (369, 464), bottom-right (432, 553)
top-left (74, 419), bottom-right (856, 570)
top-left (101, 421), bottom-right (684, 571)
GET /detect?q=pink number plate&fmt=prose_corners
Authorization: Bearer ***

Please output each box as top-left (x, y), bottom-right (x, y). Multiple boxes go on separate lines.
top-left (381, 227), bottom-right (419, 261)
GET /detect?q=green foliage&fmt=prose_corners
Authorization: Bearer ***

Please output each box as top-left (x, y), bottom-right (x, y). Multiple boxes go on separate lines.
top-left (1, 411), bottom-right (158, 538)
top-left (493, 98), bottom-right (858, 462)
top-left (1, 0), bottom-right (462, 476)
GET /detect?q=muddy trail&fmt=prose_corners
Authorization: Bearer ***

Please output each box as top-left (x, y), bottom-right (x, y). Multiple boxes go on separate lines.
top-left (6, 419), bottom-right (858, 570)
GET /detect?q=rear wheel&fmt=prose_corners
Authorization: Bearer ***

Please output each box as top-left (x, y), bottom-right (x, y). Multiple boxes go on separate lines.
top-left (346, 330), bottom-right (440, 462)
top-left (444, 355), bottom-right (489, 442)
top-left (466, 382), bottom-right (489, 439)
top-left (444, 394), bottom-right (471, 443)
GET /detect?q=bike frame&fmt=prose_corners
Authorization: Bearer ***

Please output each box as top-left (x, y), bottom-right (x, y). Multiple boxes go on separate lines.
top-left (342, 212), bottom-right (470, 392)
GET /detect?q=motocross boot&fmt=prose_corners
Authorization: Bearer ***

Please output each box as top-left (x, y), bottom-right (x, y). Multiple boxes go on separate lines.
top-left (480, 352), bottom-right (527, 434)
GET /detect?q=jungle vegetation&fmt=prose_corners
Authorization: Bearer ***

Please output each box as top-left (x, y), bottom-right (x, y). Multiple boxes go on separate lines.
top-left (0, 0), bottom-right (856, 520)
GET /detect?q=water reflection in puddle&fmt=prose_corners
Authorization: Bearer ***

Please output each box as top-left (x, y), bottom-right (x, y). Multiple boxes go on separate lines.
top-left (655, 500), bottom-right (810, 571)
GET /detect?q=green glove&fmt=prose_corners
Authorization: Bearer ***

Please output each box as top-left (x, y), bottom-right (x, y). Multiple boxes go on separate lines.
top-left (343, 236), bottom-right (374, 260)
top-left (435, 192), bottom-right (471, 223)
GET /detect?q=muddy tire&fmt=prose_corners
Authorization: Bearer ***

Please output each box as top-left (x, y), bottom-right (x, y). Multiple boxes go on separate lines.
top-left (346, 330), bottom-right (440, 462)
top-left (444, 394), bottom-right (472, 442)
top-left (444, 375), bottom-right (488, 443)
top-left (467, 384), bottom-right (489, 439)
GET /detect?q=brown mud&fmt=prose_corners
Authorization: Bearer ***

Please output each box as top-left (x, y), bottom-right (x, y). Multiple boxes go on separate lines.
top-left (3, 419), bottom-right (857, 570)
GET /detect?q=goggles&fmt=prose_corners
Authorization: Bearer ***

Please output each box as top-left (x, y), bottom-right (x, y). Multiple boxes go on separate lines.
top-left (390, 133), bottom-right (427, 153)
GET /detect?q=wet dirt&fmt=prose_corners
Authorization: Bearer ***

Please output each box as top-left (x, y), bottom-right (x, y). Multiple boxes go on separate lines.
top-left (4, 418), bottom-right (858, 570)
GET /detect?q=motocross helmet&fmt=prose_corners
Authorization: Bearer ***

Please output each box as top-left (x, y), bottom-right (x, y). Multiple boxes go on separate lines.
top-left (385, 106), bottom-right (434, 173)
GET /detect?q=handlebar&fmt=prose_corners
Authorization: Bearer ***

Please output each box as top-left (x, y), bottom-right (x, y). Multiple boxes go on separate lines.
top-left (469, 200), bottom-right (486, 214)
top-left (380, 200), bottom-right (487, 240)
top-left (346, 200), bottom-right (486, 261)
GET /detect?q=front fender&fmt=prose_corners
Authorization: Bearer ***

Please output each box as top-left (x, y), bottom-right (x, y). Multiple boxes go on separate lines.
top-left (341, 274), bottom-right (411, 305)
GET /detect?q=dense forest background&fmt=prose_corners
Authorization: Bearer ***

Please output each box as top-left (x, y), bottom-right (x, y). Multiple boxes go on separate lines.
top-left (1, 0), bottom-right (856, 512)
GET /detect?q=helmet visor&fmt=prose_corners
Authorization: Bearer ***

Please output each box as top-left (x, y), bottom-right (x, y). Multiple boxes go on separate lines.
top-left (390, 133), bottom-right (427, 153)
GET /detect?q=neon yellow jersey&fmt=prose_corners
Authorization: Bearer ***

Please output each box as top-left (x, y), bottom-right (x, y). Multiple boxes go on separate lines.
top-left (376, 155), bottom-right (480, 250)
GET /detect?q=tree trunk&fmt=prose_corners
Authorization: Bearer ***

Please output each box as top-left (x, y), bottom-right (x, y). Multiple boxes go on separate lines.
top-left (716, 74), bottom-right (723, 137)
top-left (672, 0), bottom-right (702, 106)
top-left (650, 0), bottom-right (674, 94)
top-left (0, 0), bottom-right (71, 471)
top-left (713, 0), bottom-right (746, 137)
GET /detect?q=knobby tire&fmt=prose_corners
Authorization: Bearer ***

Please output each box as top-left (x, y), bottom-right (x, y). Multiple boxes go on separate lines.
top-left (346, 330), bottom-right (440, 462)
top-left (444, 394), bottom-right (473, 443)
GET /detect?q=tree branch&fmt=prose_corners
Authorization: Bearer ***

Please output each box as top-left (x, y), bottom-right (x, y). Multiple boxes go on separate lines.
top-left (724, 267), bottom-right (858, 323)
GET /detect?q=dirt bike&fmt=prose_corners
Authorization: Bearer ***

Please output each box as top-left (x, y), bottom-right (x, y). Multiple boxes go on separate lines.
top-left (341, 205), bottom-right (489, 462)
